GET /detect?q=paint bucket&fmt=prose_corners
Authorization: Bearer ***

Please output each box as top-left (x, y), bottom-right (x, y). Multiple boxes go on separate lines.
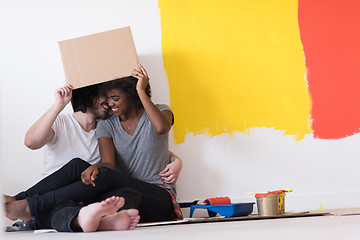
top-left (268, 190), bottom-right (286, 214)
top-left (255, 192), bottom-right (280, 216)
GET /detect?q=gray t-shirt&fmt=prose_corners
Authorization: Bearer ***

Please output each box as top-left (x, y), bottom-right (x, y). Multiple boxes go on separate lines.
top-left (96, 104), bottom-right (175, 196)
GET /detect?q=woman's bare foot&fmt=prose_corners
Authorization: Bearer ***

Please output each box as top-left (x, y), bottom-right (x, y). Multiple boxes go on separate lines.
top-left (97, 209), bottom-right (140, 231)
top-left (5, 199), bottom-right (32, 221)
top-left (77, 196), bottom-right (125, 232)
top-left (3, 195), bottom-right (16, 204)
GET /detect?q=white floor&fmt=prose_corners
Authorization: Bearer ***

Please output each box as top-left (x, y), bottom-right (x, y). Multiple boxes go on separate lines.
top-left (3, 214), bottom-right (360, 240)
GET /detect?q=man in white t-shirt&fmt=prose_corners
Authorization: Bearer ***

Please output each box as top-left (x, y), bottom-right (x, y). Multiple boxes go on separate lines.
top-left (24, 84), bottom-right (107, 176)
top-left (5, 84), bottom-right (110, 231)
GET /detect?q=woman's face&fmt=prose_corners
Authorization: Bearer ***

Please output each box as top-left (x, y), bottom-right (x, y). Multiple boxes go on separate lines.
top-left (106, 89), bottom-right (131, 117)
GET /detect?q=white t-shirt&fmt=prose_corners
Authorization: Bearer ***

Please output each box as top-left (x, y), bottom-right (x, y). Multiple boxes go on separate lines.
top-left (42, 113), bottom-right (101, 177)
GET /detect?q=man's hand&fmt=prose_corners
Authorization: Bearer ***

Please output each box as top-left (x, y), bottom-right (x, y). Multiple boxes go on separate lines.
top-left (159, 160), bottom-right (181, 184)
top-left (55, 84), bottom-right (72, 108)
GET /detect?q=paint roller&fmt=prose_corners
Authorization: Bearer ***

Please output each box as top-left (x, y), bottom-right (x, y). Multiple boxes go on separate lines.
top-left (203, 196), bottom-right (231, 205)
top-left (178, 196), bottom-right (231, 208)
top-left (189, 197), bottom-right (232, 218)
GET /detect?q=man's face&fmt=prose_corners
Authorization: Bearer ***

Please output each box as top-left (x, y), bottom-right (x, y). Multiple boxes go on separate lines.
top-left (91, 95), bottom-right (111, 120)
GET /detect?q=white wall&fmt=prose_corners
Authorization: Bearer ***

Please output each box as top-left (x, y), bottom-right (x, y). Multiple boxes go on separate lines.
top-left (1, 0), bottom-right (359, 221)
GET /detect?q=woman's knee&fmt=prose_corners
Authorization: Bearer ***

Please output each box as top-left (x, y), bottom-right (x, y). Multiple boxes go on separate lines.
top-left (98, 166), bottom-right (112, 175)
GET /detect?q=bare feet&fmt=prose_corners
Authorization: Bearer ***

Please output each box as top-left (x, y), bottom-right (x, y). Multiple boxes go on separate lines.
top-left (3, 195), bottom-right (16, 204)
top-left (5, 199), bottom-right (32, 221)
top-left (97, 209), bottom-right (140, 231)
top-left (77, 196), bottom-right (125, 232)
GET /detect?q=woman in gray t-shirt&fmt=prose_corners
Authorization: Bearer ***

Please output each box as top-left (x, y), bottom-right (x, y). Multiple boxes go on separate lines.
top-left (81, 65), bottom-right (180, 222)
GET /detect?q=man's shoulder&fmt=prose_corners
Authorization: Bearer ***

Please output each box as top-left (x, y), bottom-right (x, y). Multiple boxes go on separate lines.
top-left (53, 113), bottom-right (80, 131)
top-left (56, 112), bottom-right (73, 121)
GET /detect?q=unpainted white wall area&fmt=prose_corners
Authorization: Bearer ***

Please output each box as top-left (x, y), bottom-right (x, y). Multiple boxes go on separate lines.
top-left (172, 130), bottom-right (360, 212)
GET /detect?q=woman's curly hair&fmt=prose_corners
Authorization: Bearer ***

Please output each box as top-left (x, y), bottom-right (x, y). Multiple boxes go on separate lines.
top-left (100, 76), bottom-right (151, 109)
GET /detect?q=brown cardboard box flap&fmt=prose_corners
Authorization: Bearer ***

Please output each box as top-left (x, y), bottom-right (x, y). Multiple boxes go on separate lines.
top-left (59, 26), bottom-right (139, 89)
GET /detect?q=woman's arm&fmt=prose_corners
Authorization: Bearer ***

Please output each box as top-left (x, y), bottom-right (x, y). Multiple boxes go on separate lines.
top-left (81, 137), bottom-right (116, 186)
top-left (131, 65), bottom-right (173, 135)
top-left (159, 151), bottom-right (183, 184)
top-left (24, 85), bottom-right (72, 149)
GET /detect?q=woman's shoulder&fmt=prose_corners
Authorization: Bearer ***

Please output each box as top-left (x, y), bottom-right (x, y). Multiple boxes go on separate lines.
top-left (156, 104), bottom-right (172, 112)
top-left (97, 114), bottom-right (118, 126)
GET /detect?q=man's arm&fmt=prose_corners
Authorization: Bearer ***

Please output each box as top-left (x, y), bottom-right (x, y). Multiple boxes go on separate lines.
top-left (24, 85), bottom-right (72, 149)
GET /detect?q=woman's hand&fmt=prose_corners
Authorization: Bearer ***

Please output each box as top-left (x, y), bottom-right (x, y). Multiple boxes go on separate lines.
top-left (131, 64), bottom-right (149, 93)
top-left (81, 165), bottom-right (99, 187)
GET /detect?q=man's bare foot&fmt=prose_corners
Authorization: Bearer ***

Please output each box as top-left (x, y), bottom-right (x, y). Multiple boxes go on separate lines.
top-left (5, 199), bottom-right (32, 221)
top-left (3, 195), bottom-right (16, 204)
top-left (97, 209), bottom-right (140, 231)
top-left (77, 196), bottom-right (125, 233)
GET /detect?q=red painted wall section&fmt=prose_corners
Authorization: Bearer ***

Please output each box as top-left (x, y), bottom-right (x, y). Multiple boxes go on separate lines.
top-left (298, 0), bottom-right (360, 139)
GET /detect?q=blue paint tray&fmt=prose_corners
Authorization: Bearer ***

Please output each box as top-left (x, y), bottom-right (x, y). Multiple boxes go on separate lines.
top-left (190, 202), bottom-right (255, 218)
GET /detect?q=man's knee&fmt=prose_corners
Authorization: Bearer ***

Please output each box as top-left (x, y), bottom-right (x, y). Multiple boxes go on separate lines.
top-left (63, 158), bottom-right (91, 176)
top-left (67, 158), bottom-right (90, 169)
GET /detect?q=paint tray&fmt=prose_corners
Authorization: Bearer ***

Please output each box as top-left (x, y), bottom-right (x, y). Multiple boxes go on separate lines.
top-left (190, 202), bottom-right (255, 218)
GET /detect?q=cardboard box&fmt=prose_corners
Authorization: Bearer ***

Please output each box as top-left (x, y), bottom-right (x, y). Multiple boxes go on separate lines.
top-left (58, 26), bottom-right (139, 89)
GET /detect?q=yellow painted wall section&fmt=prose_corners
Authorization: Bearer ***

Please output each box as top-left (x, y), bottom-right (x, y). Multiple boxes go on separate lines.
top-left (159, 0), bottom-right (312, 144)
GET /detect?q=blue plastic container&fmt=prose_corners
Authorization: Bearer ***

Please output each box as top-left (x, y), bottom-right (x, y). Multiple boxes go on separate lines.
top-left (190, 202), bottom-right (255, 218)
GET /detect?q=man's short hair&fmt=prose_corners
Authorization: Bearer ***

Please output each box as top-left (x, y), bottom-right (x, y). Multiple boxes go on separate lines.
top-left (71, 84), bottom-right (100, 113)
